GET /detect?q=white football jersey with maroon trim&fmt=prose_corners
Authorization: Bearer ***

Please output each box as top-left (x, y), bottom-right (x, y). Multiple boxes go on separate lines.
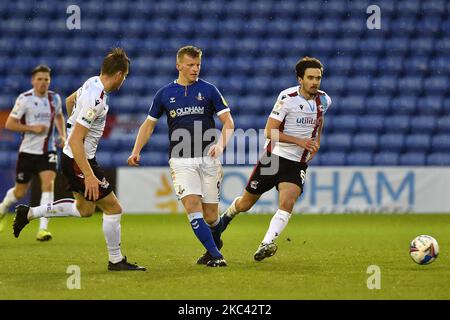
top-left (64, 76), bottom-right (109, 159)
top-left (10, 89), bottom-right (62, 155)
top-left (266, 85), bottom-right (332, 162)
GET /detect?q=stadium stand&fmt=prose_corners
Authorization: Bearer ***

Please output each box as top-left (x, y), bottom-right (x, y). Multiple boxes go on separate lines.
top-left (0, 0), bottom-right (449, 167)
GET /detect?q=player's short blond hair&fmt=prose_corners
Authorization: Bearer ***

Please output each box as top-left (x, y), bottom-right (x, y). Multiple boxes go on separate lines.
top-left (101, 47), bottom-right (130, 76)
top-left (295, 56), bottom-right (323, 78)
top-left (177, 46), bottom-right (202, 63)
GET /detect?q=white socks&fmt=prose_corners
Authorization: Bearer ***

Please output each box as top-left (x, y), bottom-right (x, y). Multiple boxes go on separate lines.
top-left (39, 192), bottom-right (53, 230)
top-left (29, 198), bottom-right (81, 219)
top-left (1, 188), bottom-right (18, 209)
top-left (262, 209), bottom-right (291, 245)
top-left (224, 196), bottom-right (242, 218)
top-left (103, 213), bottom-right (124, 264)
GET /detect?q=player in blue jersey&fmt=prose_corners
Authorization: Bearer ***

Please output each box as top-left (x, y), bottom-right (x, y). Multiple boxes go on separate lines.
top-left (128, 46), bottom-right (235, 267)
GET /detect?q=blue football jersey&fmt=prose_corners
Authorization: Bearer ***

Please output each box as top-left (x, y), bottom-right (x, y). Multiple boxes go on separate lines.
top-left (148, 78), bottom-right (230, 158)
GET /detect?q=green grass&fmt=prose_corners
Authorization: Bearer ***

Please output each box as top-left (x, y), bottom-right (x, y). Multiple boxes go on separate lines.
top-left (0, 213), bottom-right (449, 300)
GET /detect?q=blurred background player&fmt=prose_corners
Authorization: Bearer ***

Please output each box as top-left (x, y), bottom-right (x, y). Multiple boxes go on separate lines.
top-left (12, 48), bottom-right (146, 271)
top-left (128, 45), bottom-right (234, 267)
top-left (221, 57), bottom-right (331, 261)
top-left (0, 65), bottom-right (66, 240)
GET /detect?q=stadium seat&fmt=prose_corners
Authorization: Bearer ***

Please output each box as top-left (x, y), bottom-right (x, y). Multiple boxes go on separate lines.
top-left (431, 134), bottom-right (450, 151)
top-left (378, 133), bottom-right (405, 152)
top-left (331, 115), bottom-right (358, 133)
top-left (390, 96), bottom-right (417, 115)
top-left (325, 134), bottom-right (352, 151)
top-left (427, 153), bottom-right (450, 166)
top-left (399, 152), bottom-right (426, 166)
top-left (404, 134), bottom-right (431, 152)
top-left (383, 116), bottom-right (410, 133)
top-left (346, 152), bottom-right (373, 166)
top-left (373, 152), bottom-right (399, 166)
top-left (320, 152), bottom-right (346, 166)
top-left (357, 115), bottom-right (385, 133)
top-left (365, 97), bottom-right (391, 115)
top-left (352, 134), bottom-right (378, 152)
top-left (409, 116), bottom-right (437, 133)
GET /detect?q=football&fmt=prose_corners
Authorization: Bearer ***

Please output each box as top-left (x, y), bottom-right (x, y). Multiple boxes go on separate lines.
top-left (409, 235), bottom-right (439, 265)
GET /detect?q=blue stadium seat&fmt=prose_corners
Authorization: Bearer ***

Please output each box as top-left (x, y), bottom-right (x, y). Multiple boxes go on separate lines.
top-left (95, 151), bottom-right (113, 168)
top-left (339, 96), bottom-right (365, 115)
top-left (403, 56), bottom-right (429, 75)
top-left (390, 96), bottom-right (417, 115)
top-left (378, 56), bottom-right (404, 75)
top-left (431, 134), bottom-right (450, 151)
top-left (347, 77), bottom-right (371, 94)
top-left (410, 38), bottom-right (435, 55)
top-left (398, 77), bottom-right (423, 94)
top-left (320, 152), bottom-right (346, 166)
top-left (427, 153), bottom-right (450, 166)
top-left (384, 37), bottom-right (410, 56)
top-left (98, 139), bottom-right (121, 152)
top-left (399, 152), bottom-right (426, 166)
top-left (424, 77), bottom-right (448, 94)
top-left (416, 96), bottom-right (443, 115)
top-left (347, 152), bottom-right (373, 166)
top-left (378, 133), bottom-right (405, 151)
top-left (330, 56), bottom-right (353, 75)
top-left (421, 1), bottom-right (446, 15)
top-left (404, 134), bottom-right (431, 152)
top-left (357, 115), bottom-right (385, 133)
top-left (437, 116), bottom-right (450, 133)
top-left (139, 152), bottom-right (169, 166)
top-left (409, 116), bottom-right (437, 133)
top-left (352, 56), bottom-right (379, 75)
top-left (365, 96), bottom-right (391, 115)
top-left (390, 20), bottom-right (415, 37)
top-left (373, 152), bottom-right (399, 166)
top-left (331, 115), bottom-right (358, 133)
top-left (323, 76), bottom-right (346, 95)
top-left (352, 134), bottom-right (378, 152)
top-left (371, 76), bottom-right (397, 94)
top-left (359, 39), bottom-right (384, 57)
top-left (325, 134), bottom-right (352, 151)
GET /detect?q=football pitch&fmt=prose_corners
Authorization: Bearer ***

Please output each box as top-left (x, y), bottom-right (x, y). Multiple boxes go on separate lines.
top-left (0, 213), bottom-right (449, 300)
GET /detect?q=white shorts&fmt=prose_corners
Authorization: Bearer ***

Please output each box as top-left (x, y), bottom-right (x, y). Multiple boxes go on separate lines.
top-left (169, 156), bottom-right (223, 203)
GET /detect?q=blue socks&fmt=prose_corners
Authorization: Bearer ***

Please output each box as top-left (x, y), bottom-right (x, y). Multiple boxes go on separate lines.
top-left (188, 212), bottom-right (222, 259)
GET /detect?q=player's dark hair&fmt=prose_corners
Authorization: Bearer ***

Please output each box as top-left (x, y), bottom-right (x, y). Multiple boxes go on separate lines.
top-left (101, 47), bottom-right (130, 76)
top-left (295, 56), bottom-right (323, 79)
top-left (31, 65), bottom-right (51, 76)
top-left (177, 45), bottom-right (202, 62)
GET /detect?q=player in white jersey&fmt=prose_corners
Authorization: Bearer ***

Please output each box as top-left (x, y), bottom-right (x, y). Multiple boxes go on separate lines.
top-left (12, 48), bottom-right (145, 271)
top-left (221, 57), bottom-right (331, 261)
top-left (0, 65), bottom-right (66, 241)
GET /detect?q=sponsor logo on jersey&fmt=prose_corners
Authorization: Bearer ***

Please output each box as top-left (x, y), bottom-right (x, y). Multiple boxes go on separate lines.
top-left (171, 106), bottom-right (205, 117)
top-left (296, 117), bottom-right (319, 125)
top-left (33, 113), bottom-right (52, 120)
top-left (170, 97), bottom-right (176, 103)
